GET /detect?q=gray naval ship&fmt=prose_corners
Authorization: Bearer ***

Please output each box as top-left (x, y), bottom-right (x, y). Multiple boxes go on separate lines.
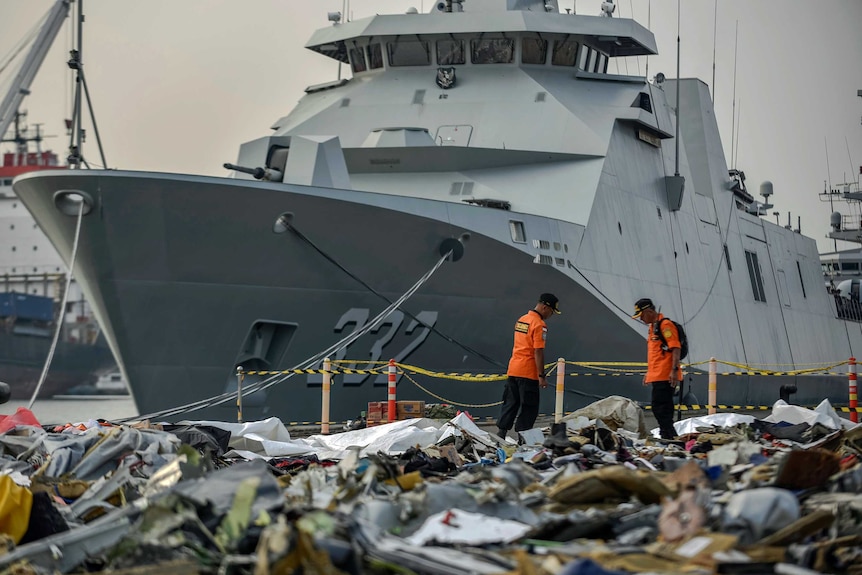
top-left (12, 0), bottom-right (857, 422)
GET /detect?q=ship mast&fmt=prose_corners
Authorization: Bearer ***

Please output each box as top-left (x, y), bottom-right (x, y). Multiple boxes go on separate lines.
top-left (66, 0), bottom-right (108, 169)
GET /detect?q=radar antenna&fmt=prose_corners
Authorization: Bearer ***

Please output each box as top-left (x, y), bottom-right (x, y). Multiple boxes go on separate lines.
top-left (600, 1), bottom-right (615, 17)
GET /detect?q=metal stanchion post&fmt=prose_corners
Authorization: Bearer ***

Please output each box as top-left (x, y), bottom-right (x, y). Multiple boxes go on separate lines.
top-left (708, 357), bottom-right (717, 415)
top-left (236, 365), bottom-right (243, 423)
top-left (322, 357), bottom-right (331, 434)
top-left (555, 358), bottom-right (565, 423)
top-left (850, 357), bottom-right (858, 424)
top-left (388, 359), bottom-right (397, 423)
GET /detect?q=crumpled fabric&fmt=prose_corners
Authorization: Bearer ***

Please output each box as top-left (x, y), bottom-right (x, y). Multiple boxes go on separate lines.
top-left (70, 427), bottom-right (180, 481)
top-left (563, 396), bottom-right (646, 435)
top-left (172, 459), bottom-right (283, 521)
top-left (722, 487), bottom-right (800, 545)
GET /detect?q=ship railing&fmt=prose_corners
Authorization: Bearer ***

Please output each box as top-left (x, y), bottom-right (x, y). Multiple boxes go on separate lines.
top-left (832, 293), bottom-right (862, 322)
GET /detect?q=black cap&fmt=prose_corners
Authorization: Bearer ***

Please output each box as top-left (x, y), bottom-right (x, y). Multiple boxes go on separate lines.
top-left (540, 293), bottom-right (561, 314)
top-left (632, 298), bottom-right (655, 319)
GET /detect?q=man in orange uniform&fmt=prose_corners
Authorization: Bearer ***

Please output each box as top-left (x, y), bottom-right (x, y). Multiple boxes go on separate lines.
top-left (632, 298), bottom-right (682, 440)
top-left (496, 293), bottom-right (561, 439)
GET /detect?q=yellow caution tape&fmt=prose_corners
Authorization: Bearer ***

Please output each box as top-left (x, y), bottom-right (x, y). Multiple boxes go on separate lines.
top-left (239, 358), bottom-right (851, 379)
top-left (643, 404), bottom-right (862, 412)
top-left (399, 370), bottom-right (504, 408)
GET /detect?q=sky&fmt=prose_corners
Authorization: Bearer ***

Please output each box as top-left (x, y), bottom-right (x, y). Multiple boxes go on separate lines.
top-left (1, 0), bottom-right (861, 252)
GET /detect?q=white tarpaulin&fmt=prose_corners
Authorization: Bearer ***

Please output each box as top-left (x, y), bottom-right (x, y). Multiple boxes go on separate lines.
top-left (563, 395), bottom-right (646, 434)
top-left (436, 412), bottom-right (502, 446)
top-left (301, 418), bottom-right (444, 460)
top-left (181, 417), bottom-right (310, 457)
top-left (186, 417), bottom-right (448, 460)
top-left (405, 508), bottom-right (532, 546)
top-left (763, 399), bottom-right (856, 430)
top-left (650, 413), bottom-right (757, 438)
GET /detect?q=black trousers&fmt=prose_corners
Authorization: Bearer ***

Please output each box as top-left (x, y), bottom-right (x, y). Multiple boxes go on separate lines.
top-left (497, 376), bottom-right (540, 432)
top-left (651, 381), bottom-right (677, 439)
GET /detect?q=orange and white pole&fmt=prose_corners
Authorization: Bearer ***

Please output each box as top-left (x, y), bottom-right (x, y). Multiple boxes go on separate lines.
top-left (388, 359), bottom-right (397, 423)
top-left (236, 365), bottom-right (244, 423)
top-left (849, 357), bottom-right (858, 424)
top-left (708, 357), bottom-right (717, 415)
top-left (321, 357), bottom-right (332, 434)
top-left (555, 358), bottom-right (565, 423)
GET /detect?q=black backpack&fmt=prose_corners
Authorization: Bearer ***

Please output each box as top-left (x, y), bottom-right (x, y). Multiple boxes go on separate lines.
top-left (654, 318), bottom-right (689, 360)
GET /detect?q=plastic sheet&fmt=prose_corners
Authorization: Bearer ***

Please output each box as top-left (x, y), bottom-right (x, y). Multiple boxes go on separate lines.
top-left (654, 412), bottom-right (757, 437)
top-left (764, 399), bottom-right (855, 430)
top-left (405, 508), bottom-right (532, 546)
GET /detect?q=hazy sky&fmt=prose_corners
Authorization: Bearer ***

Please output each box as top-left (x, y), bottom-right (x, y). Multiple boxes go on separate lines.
top-left (1, 0), bottom-right (861, 252)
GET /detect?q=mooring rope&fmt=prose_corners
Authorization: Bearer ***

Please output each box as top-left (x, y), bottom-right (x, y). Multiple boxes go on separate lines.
top-left (120, 247), bottom-right (456, 422)
top-left (28, 201), bottom-right (85, 408)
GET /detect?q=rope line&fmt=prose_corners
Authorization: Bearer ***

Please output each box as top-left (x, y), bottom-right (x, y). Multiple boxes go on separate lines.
top-left (238, 358), bottom-right (850, 380)
top-left (118, 248), bottom-right (455, 423)
top-left (28, 202), bottom-right (85, 408)
top-left (400, 370), bottom-right (503, 408)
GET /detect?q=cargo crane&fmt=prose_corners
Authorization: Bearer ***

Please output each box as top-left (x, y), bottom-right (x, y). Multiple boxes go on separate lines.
top-left (0, 0), bottom-right (71, 145)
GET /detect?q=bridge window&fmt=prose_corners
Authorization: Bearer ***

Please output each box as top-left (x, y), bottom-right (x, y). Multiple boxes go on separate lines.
top-left (587, 49), bottom-right (598, 72)
top-left (471, 37), bottom-right (514, 64)
top-left (578, 45), bottom-right (590, 70)
top-left (367, 44), bottom-right (383, 69)
top-left (437, 39), bottom-right (465, 65)
top-left (349, 47), bottom-right (367, 73)
top-left (843, 262), bottom-right (860, 271)
top-left (597, 53), bottom-right (608, 73)
top-left (522, 38), bottom-right (548, 64)
top-left (388, 40), bottom-right (431, 66)
top-left (551, 39), bottom-right (579, 66)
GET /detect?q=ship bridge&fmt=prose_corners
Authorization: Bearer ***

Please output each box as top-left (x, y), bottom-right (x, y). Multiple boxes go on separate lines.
top-left (305, 3), bottom-right (657, 72)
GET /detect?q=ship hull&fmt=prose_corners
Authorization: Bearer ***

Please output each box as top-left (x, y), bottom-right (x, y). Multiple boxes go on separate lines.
top-left (14, 170), bottom-right (848, 422)
top-left (0, 332), bottom-right (117, 399)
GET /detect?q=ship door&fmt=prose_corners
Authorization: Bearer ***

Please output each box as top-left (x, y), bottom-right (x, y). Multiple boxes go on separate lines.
top-left (226, 320), bottom-right (298, 407)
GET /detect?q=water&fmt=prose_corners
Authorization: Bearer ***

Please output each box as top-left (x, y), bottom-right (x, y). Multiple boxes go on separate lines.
top-left (2, 397), bottom-right (139, 426)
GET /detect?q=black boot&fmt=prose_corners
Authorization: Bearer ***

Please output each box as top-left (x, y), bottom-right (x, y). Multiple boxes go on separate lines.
top-left (543, 422), bottom-right (571, 449)
top-left (497, 428), bottom-right (508, 439)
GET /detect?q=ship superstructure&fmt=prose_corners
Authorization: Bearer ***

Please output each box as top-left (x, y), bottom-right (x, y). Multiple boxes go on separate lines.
top-left (12, 0), bottom-right (857, 421)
